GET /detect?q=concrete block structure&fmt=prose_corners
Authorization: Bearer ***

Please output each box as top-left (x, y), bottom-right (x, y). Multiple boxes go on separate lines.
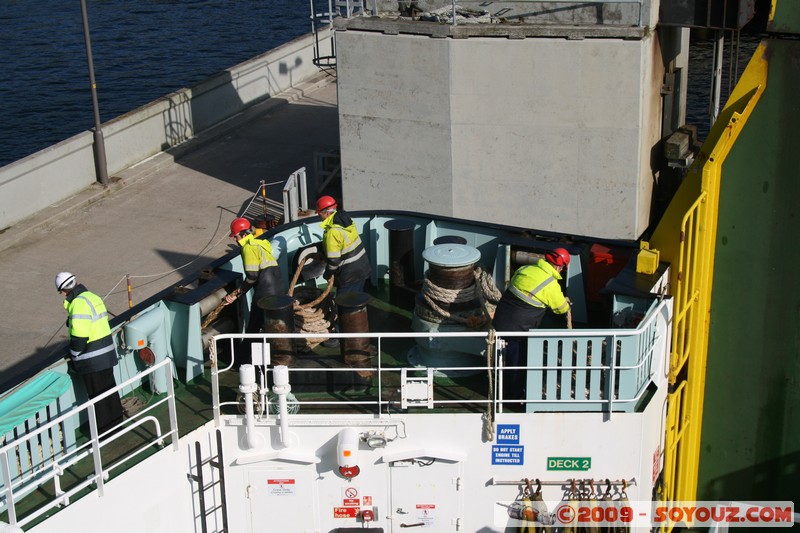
top-left (335, 1), bottom-right (689, 240)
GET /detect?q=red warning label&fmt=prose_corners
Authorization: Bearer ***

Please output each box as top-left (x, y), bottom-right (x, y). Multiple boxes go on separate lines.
top-left (333, 507), bottom-right (359, 518)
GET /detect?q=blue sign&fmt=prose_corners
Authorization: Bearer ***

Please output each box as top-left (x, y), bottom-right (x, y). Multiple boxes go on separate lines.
top-left (496, 424), bottom-right (520, 444)
top-left (492, 445), bottom-right (524, 465)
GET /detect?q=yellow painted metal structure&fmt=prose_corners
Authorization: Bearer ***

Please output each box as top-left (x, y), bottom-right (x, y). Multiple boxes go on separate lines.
top-left (649, 37), bottom-right (769, 511)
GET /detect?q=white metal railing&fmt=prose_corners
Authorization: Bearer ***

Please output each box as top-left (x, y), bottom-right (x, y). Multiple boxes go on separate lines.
top-left (209, 299), bottom-right (671, 419)
top-left (238, 167), bottom-right (309, 226)
top-left (0, 359), bottom-right (179, 528)
top-left (282, 167), bottom-right (309, 223)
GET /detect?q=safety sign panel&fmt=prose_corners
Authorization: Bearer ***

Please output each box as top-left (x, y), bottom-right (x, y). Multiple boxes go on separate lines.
top-left (333, 507), bottom-right (359, 518)
top-left (416, 503), bottom-right (436, 527)
top-left (266, 478), bottom-right (296, 496)
top-left (496, 424), bottom-right (520, 444)
top-left (492, 445), bottom-right (524, 465)
top-left (342, 486), bottom-right (360, 507)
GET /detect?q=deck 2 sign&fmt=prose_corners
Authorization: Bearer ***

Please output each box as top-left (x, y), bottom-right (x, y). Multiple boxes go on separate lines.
top-left (547, 457), bottom-right (591, 470)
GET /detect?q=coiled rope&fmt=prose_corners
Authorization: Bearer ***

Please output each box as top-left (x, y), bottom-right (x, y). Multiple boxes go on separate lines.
top-left (421, 265), bottom-right (502, 327)
top-left (288, 257), bottom-right (333, 350)
top-left (474, 265), bottom-right (503, 318)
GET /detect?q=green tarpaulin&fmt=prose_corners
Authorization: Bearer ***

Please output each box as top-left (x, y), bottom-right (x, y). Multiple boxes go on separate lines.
top-left (0, 370), bottom-right (71, 435)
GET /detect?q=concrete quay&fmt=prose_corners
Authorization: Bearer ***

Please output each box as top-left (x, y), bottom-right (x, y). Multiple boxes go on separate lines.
top-left (0, 76), bottom-right (339, 391)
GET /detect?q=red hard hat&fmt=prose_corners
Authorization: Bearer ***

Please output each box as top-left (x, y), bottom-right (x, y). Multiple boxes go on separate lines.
top-left (316, 195), bottom-right (337, 214)
top-left (545, 247), bottom-right (571, 268)
top-left (230, 217), bottom-right (251, 237)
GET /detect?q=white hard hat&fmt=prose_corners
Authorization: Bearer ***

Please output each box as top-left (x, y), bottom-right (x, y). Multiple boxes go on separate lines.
top-left (55, 272), bottom-right (76, 292)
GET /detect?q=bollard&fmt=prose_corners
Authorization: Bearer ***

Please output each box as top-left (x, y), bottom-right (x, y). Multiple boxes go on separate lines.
top-left (384, 219), bottom-right (416, 307)
top-left (258, 295), bottom-right (296, 366)
top-left (335, 291), bottom-right (373, 391)
top-left (418, 243), bottom-right (483, 323)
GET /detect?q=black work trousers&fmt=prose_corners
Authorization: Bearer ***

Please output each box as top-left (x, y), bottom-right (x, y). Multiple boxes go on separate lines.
top-left (82, 368), bottom-right (124, 434)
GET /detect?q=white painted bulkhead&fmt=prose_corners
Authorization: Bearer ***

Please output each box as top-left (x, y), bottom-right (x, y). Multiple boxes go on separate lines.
top-left (29, 392), bottom-right (666, 532)
top-left (337, 30), bottom-right (672, 240)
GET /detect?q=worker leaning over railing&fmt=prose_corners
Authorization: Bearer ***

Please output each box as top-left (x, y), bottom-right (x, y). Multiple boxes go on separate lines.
top-left (491, 249), bottom-right (572, 403)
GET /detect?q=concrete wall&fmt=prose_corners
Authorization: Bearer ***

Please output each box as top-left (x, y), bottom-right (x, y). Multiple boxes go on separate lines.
top-left (338, 28), bottom-right (666, 240)
top-left (0, 30), bottom-right (331, 233)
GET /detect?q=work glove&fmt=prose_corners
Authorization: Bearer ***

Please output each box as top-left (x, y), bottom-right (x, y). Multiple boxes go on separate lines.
top-left (223, 289), bottom-right (240, 305)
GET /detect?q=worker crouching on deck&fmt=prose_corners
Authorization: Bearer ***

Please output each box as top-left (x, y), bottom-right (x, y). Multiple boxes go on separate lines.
top-left (225, 217), bottom-right (287, 351)
top-left (55, 272), bottom-right (124, 434)
top-left (491, 248), bottom-right (571, 404)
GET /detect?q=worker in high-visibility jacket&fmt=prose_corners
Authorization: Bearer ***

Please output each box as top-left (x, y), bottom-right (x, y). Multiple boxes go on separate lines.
top-left (492, 248), bottom-right (572, 404)
top-left (225, 217), bottom-right (287, 340)
top-left (55, 272), bottom-right (123, 434)
top-left (315, 196), bottom-right (372, 348)
top-left (316, 196), bottom-right (371, 294)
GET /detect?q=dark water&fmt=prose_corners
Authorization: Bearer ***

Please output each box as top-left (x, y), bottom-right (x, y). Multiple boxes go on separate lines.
top-left (0, 3), bottom-right (760, 168)
top-left (686, 32), bottom-right (762, 141)
top-left (0, 0), bottom-right (309, 168)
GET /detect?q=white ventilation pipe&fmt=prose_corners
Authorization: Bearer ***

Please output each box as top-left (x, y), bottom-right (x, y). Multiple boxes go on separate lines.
top-left (272, 365), bottom-right (295, 448)
top-left (239, 364), bottom-right (265, 450)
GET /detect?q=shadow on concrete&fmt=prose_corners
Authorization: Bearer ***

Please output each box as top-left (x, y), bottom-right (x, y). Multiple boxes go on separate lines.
top-left (0, 247), bottom-right (237, 393)
top-left (174, 83), bottom-right (340, 203)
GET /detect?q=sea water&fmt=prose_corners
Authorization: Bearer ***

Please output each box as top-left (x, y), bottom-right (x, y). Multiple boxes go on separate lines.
top-left (0, 0), bottom-right (308, 167)
top-left (0, 1), bottom-right (760, 168)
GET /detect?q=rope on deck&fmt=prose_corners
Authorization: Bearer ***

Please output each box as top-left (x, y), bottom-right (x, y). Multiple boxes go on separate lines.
top-left (421, 265), bottom-right (502, 327)
top-left (288, 260), bottom-right (333, 350)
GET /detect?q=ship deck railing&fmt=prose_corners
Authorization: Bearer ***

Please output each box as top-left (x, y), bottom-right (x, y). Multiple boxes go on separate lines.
top-left (0, 299), bottom-right (670, 527)
top-left (0, 359), bottom-right (178, 529)
top-left (208, 298), bottom-right (671, 421)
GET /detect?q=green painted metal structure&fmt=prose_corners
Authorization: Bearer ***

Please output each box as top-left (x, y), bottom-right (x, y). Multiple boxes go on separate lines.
top-left (698, 1), bottom-right (800, 505)
top-left (650, 0), bottom-right (799, 514)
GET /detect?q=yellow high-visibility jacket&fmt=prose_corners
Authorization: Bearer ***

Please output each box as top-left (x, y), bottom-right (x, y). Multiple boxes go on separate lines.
top-left (65, 285), bottom-right (117, 374)
top-left (508, 259), bottom-right (570, 314)
top-left (321, 210), bottom-right (370, 287)
top-left (238, 233), bottom-right (285, 299)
